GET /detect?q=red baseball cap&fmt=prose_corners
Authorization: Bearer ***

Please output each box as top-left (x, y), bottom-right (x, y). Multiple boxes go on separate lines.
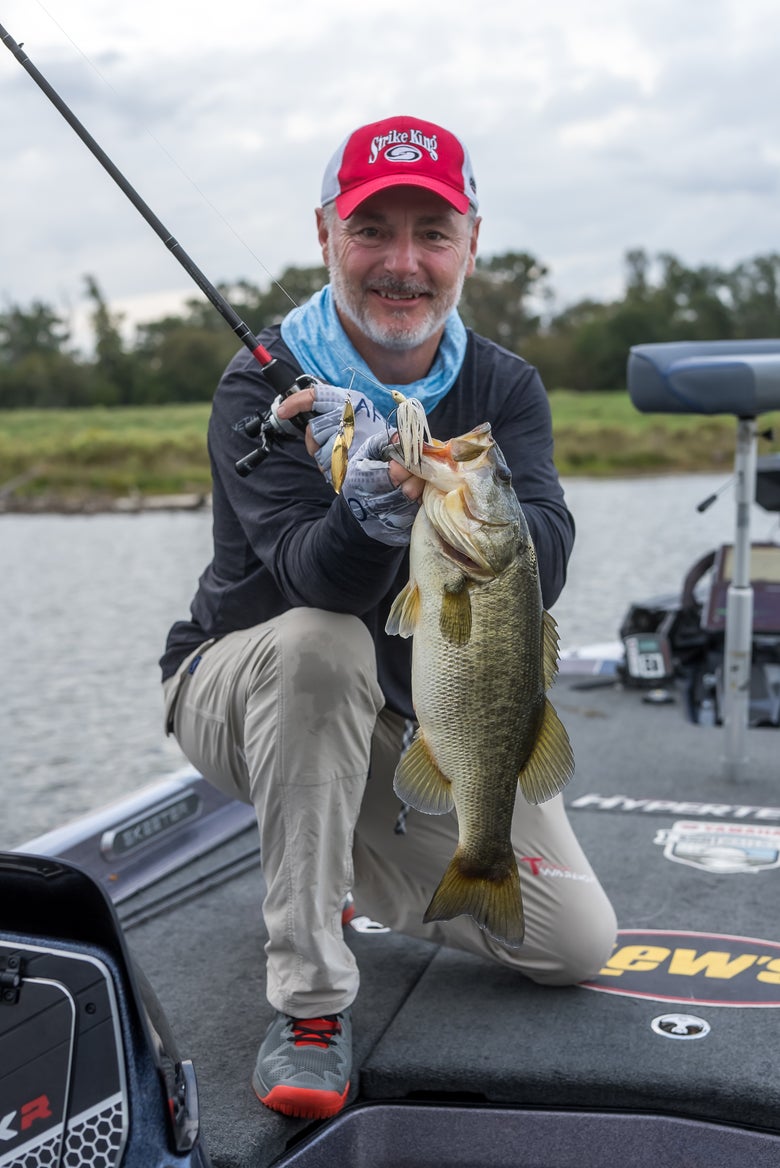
top-left (321, 115), bottom-right (478, 219)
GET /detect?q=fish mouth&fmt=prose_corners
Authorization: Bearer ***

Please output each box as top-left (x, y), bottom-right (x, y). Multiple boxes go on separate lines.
top-left (382, 430), bottom-right (492, 477)
top-left (426, 424), bottom-right (493, 463)
top-left (419, 434), bottom-right (489, 466)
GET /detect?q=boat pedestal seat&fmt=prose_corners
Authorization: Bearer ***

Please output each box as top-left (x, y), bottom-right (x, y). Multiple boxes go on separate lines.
top-left (628, 340), bottom-right (780, 416)
top-left (627, 339), bottom-right (780, 780)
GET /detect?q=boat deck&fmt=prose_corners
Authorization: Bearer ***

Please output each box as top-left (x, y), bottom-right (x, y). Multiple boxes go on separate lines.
top-left (121, 672), bottom-right (780, 1167)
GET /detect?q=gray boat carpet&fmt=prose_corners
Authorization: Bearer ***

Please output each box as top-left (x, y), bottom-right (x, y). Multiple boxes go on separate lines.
top-left (124, 846), bottom-right (440, 1167)
top-left (124, 675), bottom-right (780, 1167)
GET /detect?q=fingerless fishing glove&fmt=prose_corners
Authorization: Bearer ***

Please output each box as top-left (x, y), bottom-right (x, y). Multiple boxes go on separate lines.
top-left (341, 432), bottom-right (419, 547)
top-left (308, 383), bottom-right (388, 487)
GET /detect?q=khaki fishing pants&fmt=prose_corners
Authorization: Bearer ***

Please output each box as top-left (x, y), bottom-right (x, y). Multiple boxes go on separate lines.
top-left (163, 609), bottom-right (617, 1018)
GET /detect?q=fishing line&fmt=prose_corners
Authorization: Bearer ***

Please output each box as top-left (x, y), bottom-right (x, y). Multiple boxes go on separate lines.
top-left (2, 12), bottom-right (401, 471)
top-left (0, 15), bottom-right (306, 407)
top-left (20, 1), bottom-right (298, 310)
top-left (23, 2), bottom-right (399, 415)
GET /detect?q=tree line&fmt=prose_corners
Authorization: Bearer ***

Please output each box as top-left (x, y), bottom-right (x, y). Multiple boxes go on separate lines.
top-left (1, 248), bottom-right (778, 409)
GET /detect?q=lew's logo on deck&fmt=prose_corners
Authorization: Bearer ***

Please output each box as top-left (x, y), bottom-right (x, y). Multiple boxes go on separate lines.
top-left (655, 821), bottom-right (780, 873)
top-left (583, 930), bottom-right (780, 1006)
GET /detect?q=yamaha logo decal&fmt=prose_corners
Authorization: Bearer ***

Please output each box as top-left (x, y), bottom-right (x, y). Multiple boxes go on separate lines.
top-left (655, 820), bottom-right (780, 873)
top-left (582, 930), bottom-right (780, 1006)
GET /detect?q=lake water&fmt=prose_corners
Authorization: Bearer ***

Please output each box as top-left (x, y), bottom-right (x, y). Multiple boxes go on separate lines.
top-left (2, 473), bottom-right (777, 849)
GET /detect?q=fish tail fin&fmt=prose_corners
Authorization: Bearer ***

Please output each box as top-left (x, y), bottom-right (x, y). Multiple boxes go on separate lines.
top-left (518, 697), bottom-right (575, 805)
top-left (423, 851), bottom-right (525, 947)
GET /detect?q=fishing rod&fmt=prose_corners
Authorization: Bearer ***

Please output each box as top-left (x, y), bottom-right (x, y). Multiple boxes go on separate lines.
top-left (0, 20), bottom-right (315, 475)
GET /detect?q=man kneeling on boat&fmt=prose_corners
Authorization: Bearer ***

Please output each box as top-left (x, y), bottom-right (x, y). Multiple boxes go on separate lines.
top-left (160, 115), bottom-right (617, 1122)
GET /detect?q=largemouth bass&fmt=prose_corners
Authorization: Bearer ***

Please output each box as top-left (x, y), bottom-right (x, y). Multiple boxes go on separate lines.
top-left (385, 422), bottom-right (574, 947)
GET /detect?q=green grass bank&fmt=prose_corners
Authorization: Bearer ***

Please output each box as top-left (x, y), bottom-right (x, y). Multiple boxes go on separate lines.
top-left (0, 394), bottom-right (776, 509)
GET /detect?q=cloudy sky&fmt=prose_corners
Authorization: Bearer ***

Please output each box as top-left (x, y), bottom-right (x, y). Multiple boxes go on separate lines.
top-left (2, 0), bottom-right (778, 349)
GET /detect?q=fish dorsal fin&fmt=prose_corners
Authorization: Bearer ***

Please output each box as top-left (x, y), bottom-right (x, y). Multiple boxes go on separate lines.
top-left (517, 698), bottom-right (574, 805)
top-left (393, 732), bottom-right (455, 815)
top-left (385, 580), bottom-right (421, 639)
top-left (440, 581), bottom-right (472, 646)
top-left (542, 610), bottom-right (561, 689)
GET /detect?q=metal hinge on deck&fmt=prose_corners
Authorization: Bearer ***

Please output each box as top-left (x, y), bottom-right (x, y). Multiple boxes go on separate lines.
top-left (0, 953), bottom-right (23, 1004)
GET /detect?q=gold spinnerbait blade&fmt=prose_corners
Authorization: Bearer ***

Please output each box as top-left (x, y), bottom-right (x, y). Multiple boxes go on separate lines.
top-left (391, 391), bottom-right (430, 474)
top-left (331, 396), bottom-right (355, 494)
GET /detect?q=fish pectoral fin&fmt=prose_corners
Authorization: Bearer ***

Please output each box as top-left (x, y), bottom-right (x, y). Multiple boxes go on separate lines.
top-left (385, 580), bottom-right (421, 638)
top-left (423, 850), bottom-right (525, 948)
top-left (517, 698), bottom-right (575, 805)
top-left (393, 733), bottom-right (454, 815)
top-left (439, 581), bottom-right (472, 646)
top-left (542, 610), bottom-right (561, 689)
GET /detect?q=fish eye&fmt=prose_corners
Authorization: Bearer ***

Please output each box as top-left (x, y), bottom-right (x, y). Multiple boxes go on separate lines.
top-left (496, 463), bottom-right (512, 482)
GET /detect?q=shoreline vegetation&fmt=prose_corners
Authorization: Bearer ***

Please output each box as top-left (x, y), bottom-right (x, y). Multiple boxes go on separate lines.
top-left (1, 393), bottom-right (777, 514)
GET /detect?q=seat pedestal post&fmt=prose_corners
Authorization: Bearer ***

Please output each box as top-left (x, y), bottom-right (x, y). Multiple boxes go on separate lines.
top-left (722, 417), bottom-right (758, 780)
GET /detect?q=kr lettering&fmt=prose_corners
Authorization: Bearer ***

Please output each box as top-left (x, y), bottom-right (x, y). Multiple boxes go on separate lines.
top-left (0, 1095), bottom-right (53, 1141)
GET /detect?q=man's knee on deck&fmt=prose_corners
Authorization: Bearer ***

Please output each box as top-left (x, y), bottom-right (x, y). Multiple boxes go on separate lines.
top-left (483, 888), bottom-right (618, 987)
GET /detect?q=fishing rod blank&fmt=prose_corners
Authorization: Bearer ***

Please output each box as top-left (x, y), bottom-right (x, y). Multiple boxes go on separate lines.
top-left (0, 19), bottom-right (312, 439)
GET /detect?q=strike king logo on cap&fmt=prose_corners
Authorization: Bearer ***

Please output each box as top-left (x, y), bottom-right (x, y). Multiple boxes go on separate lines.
top-left (321, 115), bottom-right (479, 219)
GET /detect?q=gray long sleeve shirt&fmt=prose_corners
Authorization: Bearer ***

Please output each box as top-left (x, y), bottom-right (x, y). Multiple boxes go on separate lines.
top-left (160, 325), bottom-right (575, 720)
